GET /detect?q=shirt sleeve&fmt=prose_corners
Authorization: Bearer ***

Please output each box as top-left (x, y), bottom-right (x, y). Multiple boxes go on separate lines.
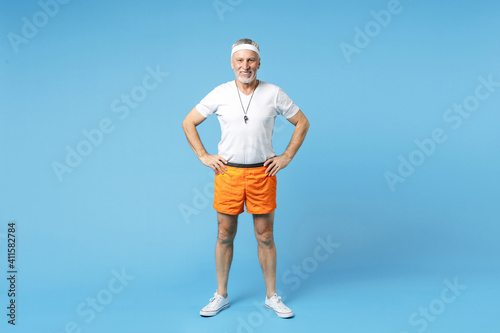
top-left (195, 87), bottom-right (220, 118)
top-left (276, 88), bottom-right (300, 119)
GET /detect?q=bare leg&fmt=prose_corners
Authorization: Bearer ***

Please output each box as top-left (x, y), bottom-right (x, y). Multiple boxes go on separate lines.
top-left (215, 212), bottom-right (238, 297)
top-left (253, 211), bottom-right (276, 298)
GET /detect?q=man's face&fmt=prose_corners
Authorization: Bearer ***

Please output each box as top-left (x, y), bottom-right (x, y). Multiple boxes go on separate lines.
top-left (231, 49), bottom-right (260, 84)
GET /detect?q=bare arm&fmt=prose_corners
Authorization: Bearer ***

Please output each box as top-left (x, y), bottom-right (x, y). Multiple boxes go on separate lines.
top-left (264, 110), bottom-right (310, 176)
top-left (182, 107), bottom-right (227, 174)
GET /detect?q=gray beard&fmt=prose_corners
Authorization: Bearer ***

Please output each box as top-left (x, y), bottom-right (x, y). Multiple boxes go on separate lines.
top-left (237, 72), bottom-right (256, 84)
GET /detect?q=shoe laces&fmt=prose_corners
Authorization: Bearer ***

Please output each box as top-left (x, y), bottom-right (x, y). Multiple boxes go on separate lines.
top-left (270, 294), bottom-right (288, 311)
top-left (208, 293), bottom-right (222, 307)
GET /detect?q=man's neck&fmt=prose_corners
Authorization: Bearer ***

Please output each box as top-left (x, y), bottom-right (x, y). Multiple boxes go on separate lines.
top-left (236, 79), bottom-right (259, 95)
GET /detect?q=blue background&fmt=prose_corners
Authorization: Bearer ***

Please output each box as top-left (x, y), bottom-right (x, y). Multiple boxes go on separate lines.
top-left (1, 0), bottom-right (499, 332)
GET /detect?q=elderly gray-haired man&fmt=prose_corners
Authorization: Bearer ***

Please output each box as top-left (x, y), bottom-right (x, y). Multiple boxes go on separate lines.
top-left (182, 38), bottom-right (309, 318)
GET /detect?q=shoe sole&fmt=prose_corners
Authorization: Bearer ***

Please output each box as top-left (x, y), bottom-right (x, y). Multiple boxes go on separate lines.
top-left (265, 304), bottom-right (294, 318)
top-left (200, 303), bottom-right (230, 317)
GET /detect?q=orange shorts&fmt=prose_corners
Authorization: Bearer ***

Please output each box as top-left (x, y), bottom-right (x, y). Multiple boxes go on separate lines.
top-left (213, 165), bottom-right (277, 215)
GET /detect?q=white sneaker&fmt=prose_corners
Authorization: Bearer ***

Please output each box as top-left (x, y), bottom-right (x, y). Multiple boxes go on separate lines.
top-left (200, 292), bottom-right (230, 317)
top-left (265, 293), bottom-right (294, 318)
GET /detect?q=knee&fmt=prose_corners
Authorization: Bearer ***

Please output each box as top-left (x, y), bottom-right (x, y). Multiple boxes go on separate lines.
top-left (217, 227), bottom-right (236, 247)
top-left (256, 230), bottom-right (274, 248)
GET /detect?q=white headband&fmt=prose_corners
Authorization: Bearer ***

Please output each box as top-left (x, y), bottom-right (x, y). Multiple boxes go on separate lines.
top-left (231, 44), bottom-right (260, 57)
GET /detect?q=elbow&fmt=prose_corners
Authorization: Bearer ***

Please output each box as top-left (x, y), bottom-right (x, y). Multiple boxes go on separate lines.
top-left (182, 117), bottom-right (191, 132)
top-left (302, 117), bottom-right (310, 133)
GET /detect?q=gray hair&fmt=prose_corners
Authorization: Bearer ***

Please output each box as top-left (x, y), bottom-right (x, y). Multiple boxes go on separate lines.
top-left (232, 38), bottom-right (260, 52)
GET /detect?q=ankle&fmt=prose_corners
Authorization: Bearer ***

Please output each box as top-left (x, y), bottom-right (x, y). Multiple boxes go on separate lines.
top-left (266, 291), bottom-right (276, 299)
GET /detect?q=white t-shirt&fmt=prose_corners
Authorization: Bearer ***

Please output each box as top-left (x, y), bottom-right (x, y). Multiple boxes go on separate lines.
top-left (196, 80), bottom-right (300, 164)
